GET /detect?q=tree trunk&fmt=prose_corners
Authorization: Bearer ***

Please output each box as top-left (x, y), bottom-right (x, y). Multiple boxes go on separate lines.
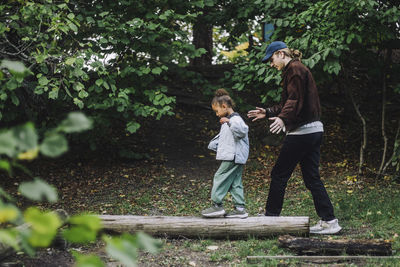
top-left (377, 48), bottom-right (392, 178)
top-left (278, 235), bottom-right (392, 256)
top-left (191, 10), bottom-right (213, 66)
top-left (382, 120), bottom-right (400, 174)
top-left (99, 215), bottom-right (309, 238)
top-left (342, 63), bottom-right (367, 176)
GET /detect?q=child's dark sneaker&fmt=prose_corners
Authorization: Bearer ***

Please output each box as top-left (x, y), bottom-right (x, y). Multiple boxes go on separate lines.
top-left (225, 208), bottom-right (248, 219)
top-left (201, 204), bottom-right (225, 218)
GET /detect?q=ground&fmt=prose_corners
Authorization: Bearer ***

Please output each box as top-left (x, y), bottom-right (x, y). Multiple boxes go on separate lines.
top-left (1, 102), bottom-right (399, 266)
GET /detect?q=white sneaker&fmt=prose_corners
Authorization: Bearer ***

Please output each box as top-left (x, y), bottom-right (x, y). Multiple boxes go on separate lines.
top-left (310, 219), bottom-right (342, 234)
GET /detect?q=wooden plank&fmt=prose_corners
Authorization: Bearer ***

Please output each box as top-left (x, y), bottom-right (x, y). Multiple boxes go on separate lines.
top-left (99, 215), bottom-right (309, 238)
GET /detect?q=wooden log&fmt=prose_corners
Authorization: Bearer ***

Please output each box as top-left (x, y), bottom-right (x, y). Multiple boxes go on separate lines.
top-left (247, 255), bottom-right (400, 264)
top-left (278, 235), bottom-right (392, 256)
top-left (99, 215), bottom-right (309, 238)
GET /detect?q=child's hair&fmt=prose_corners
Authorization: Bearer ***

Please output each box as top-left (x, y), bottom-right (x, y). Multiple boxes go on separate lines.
top-left (211, 88), bottom-right (235, 108)
top-left (276, 48), bottom-right (302, 60)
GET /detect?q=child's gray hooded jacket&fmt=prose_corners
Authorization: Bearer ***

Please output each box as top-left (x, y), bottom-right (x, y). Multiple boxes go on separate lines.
top-left (208, 113), bottom-right (249, 164)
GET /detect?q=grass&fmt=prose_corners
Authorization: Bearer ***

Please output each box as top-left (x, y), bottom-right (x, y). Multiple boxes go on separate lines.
top-left (31, 153), bottom-right (400, 266)
top-left (133, 163), bottom-right (400, 266)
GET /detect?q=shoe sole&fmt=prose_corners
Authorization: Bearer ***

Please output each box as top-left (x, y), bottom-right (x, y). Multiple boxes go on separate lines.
top-left (202, 210), bottom-right (226, 218)
top-left (310, 226), bottom-right (342, 234)
top-left (224, 213), bottom-right (248, 219)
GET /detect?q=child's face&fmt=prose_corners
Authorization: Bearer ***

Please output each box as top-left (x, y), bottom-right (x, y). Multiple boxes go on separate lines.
top-left (212, 103), bottom-right (228, 118)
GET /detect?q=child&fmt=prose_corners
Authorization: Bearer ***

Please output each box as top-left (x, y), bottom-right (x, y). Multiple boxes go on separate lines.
top-left (201, 89), bottom-right (250, 219)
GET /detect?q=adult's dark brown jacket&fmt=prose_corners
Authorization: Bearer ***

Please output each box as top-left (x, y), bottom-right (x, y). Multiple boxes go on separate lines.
top-left (266, 59), bottom-right (321, 132)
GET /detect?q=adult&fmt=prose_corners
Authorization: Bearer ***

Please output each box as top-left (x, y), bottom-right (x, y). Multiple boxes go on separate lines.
top-left (247, 41), bottom-right (341, 234)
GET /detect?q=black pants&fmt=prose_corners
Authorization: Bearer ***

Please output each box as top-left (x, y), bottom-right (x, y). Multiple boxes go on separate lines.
top-left (265, 132), bottom-right (335, 221)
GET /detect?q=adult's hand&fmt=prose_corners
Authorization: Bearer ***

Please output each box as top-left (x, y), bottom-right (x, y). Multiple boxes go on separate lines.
top-left (269, 117), bottom-right (285, 134)
top-left (247, 107), bottom-right (266, 122)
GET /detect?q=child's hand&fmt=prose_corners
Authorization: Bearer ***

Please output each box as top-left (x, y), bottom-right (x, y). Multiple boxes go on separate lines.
top-left (220, 117), bottom-right (230, 124)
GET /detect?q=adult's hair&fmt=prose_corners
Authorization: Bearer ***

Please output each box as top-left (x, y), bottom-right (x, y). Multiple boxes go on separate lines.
top-left (211, 88), bottom-right (235, 108)
top-left (277, 48), bottom-right (302, 60)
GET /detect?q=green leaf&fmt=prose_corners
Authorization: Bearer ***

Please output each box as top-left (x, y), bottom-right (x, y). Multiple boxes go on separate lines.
top-left (69, 214), bottom-right (102, 231)
top-left (63, 225), bottom-right (98, 243)
top-left (0, 160), bottom-right (11, 175)
top-left (0, 60), bottom-right (29, 77)
top-left (0, 229), bottom-right (19, 251)
top-left (19, 178), bottom-right (58, 203)
top-left (74, 82), bottom-right (85, 91)
top-left (126, 121), bottom-right (140, 133)
top-left (95, 79), bottom-right (103, 86)
top-left (79, 90), bottom-right (89, 98)
top-left (135, 232), bottom-right (161, 254)
top-left (40, 134), bottom-right (68, 157)
top-left (48, 88), bottom-right (59, 99)
top-left (38, 76), bottom-right (49, 86)
top-left (68, 22), bottom-right (78, 32)
top-left (0, 130), bottom-right (17, 157)
top-left (72, 251), bottom-right (105, 267)
top-left (24, 207), bottom-right (61, 247)
top-left (6, 79), bottom-right (18, 90)
top-left (73, 98), bottom-right (84, 109)
top-left (151, 67), bottom-right (162, 75)
top-left (142, 68), bottom-right (151, 74)
top-left (63, 214), bottom-right (102, 243)
top-left (10, 93), bottom-right (20, 106)
top-left (103, 234), bottom-right (139, 267)
top-left (65, 57), bottom-right (76, 65)
top-left (67, 13), bottom-right (75, 20)
top-left (102, 81), bottom-right (109, 90)
top-left (12, 122), bottom-right (38, 153)
top-left (58, 112), bottom-right (92, 133)
top-left (0, 204), bottom-right (19, 223)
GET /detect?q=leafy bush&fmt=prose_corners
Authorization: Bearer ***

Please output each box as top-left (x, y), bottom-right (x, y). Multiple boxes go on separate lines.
top-left (0, 60), bottom-right (160, 266)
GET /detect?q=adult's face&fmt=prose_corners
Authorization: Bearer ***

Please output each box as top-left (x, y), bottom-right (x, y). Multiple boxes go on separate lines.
top-left (269, 51), bottom-right (286, 71)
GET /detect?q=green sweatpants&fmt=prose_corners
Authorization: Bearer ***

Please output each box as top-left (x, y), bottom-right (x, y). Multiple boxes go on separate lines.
top-left (211, 161), bottom-right (245, 207)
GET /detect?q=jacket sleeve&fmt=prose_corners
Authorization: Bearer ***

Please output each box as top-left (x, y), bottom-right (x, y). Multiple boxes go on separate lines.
top-left (229, 117), bottom-right (248, 140)
top-left (266, 103), bottom-right (283, 117)
top-left (277, 74), bottom-right (304, 126)
top-left (208, 134), bottom-right (219, 151)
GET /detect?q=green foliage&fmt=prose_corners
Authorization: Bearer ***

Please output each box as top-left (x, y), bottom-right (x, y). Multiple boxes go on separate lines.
top-left (0, 112), bottom-right (160, 265)
top-left (0, 0), bottom-right (207, 141)
top-left (228, 0), bottom-right (400, 105)
top-left (104, 232), bottom-right (162, 267)
top-left (0, 111), bottom-right (92, 176)
top-left (18, 178), bottom-right (58, 203)
top-left (63, 214), bottom-right (102, 243)
top-left (72, 252), bottom-right (105, 267)
top-left (24, 207), bottom-right (62, 247)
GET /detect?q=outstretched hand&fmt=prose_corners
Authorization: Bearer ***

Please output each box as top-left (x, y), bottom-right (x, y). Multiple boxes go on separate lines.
top-left (269, 117), bottom-right (285, 134)
top-left (247, 107), bottom-right (266, 122)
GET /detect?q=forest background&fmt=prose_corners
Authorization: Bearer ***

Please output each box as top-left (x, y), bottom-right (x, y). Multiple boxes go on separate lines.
top-left (0, 0), bottom-right (400, 266)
